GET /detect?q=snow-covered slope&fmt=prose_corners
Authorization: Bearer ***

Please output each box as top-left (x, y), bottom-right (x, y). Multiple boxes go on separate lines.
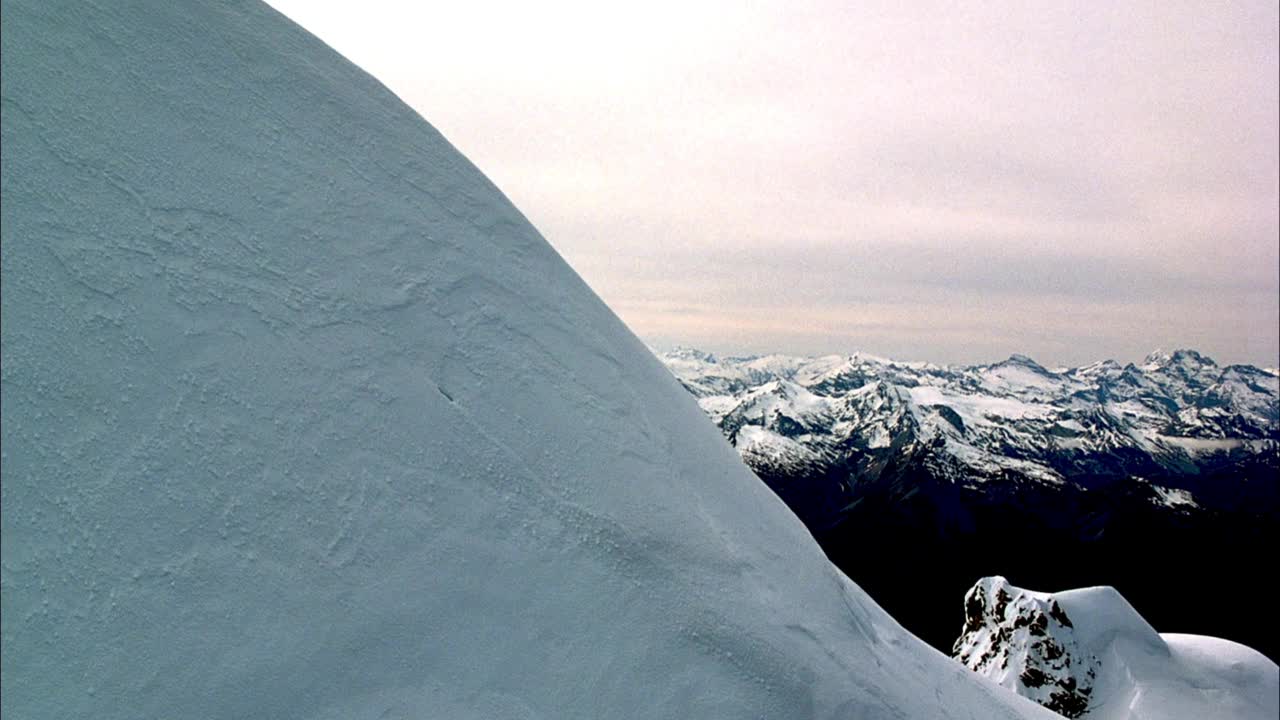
top-left (954, 577), bottom-right (1279, 720)
top-left (0, 2), bottom-right (1056, 719)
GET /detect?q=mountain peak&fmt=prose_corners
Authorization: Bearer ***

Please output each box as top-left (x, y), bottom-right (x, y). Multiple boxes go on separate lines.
top-left (664, 346), bottom-right (719, 364)
top-left (1000, 353), bottom-right (1053, 372)
top-left (1143, 348), bottom-right (1217, 369)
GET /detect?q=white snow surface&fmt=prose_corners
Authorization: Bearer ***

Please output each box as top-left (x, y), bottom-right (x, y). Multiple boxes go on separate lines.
top-left (956, 578), bottom-right (1279, 720)
top-left (0, 2), bottom-right (1053, 719)
top-left (1059, 589), bottom-right (1279, 720)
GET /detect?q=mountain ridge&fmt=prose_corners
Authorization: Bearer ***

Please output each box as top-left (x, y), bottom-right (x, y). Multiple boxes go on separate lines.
top-left (661, 345), bottom-right (1278, 514)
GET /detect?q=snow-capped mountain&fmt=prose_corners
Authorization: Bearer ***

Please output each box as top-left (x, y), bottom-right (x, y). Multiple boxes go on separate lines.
top-left (663, 347), bottom-right (1278, 523)
top-left (660, 348), bottom-right (1280, 661)
top-left (1, 2), bottom-right (1062, 719)
top-left (954, 577), bottom-right (1279, 719)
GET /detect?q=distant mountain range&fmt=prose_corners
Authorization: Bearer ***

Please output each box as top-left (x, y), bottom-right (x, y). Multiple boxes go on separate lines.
top-left (660, 347), bottom-right (1280, 661)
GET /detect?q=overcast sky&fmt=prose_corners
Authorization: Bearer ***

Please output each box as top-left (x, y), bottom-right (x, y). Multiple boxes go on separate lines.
top-left (268, 0), bottom-right (1278, 367)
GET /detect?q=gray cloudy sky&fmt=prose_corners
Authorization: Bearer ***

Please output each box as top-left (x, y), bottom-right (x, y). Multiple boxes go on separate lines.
top-left (268, 0), bottom-right (1278, 367)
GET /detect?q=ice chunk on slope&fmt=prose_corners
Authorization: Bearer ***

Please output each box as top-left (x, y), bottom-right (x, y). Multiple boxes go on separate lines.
top-left (0, 2), bottom-right (1052, 719)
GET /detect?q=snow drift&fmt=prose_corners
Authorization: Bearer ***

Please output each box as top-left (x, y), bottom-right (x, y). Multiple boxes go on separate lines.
top-left (955, 577), bottom-right (1279, 719)
top-left (0, 2), bottom-right (1053, 718)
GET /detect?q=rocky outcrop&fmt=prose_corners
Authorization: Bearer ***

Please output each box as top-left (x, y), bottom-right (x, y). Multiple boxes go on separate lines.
top-left (951, 578), bottom-right (1279, 720)
top-left (953, 577), bottom-right (1099, 717)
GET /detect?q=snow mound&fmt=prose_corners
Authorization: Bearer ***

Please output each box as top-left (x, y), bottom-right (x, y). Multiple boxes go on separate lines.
top-left (954, 578), bottom-right (1279, 720)
top-left (1, 2), bottom-right (1052, 719)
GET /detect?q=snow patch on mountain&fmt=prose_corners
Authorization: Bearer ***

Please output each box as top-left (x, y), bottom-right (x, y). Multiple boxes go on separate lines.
top-left (908, 385), bottom-right (1056, 424)
top-left (1148, 484), bottom-right (1198, 509)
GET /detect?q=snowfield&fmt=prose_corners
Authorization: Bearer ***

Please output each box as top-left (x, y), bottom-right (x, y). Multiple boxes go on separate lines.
top-left (1, 1), bottom-right (1055, 719)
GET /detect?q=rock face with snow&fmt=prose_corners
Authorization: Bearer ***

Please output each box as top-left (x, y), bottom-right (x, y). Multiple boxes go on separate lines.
top-left (0, 2), bottom-right (1060, 719)
top-left (954, 578), bottom-right (1101, 717)
top-left (953, 577), bottom-right (1279, 720)
top-left (661, 349), bottom-right (1280, 660)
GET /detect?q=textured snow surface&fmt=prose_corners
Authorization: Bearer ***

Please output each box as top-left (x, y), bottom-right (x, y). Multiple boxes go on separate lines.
top-left (955, 578), bottom-right (1279, 720)
top-left (0, 2), bottom-right (1053, 719)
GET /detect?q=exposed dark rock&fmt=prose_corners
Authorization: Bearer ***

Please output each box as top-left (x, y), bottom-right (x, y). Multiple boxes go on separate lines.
top-left (952, 577), bottom-right (1098, 718)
